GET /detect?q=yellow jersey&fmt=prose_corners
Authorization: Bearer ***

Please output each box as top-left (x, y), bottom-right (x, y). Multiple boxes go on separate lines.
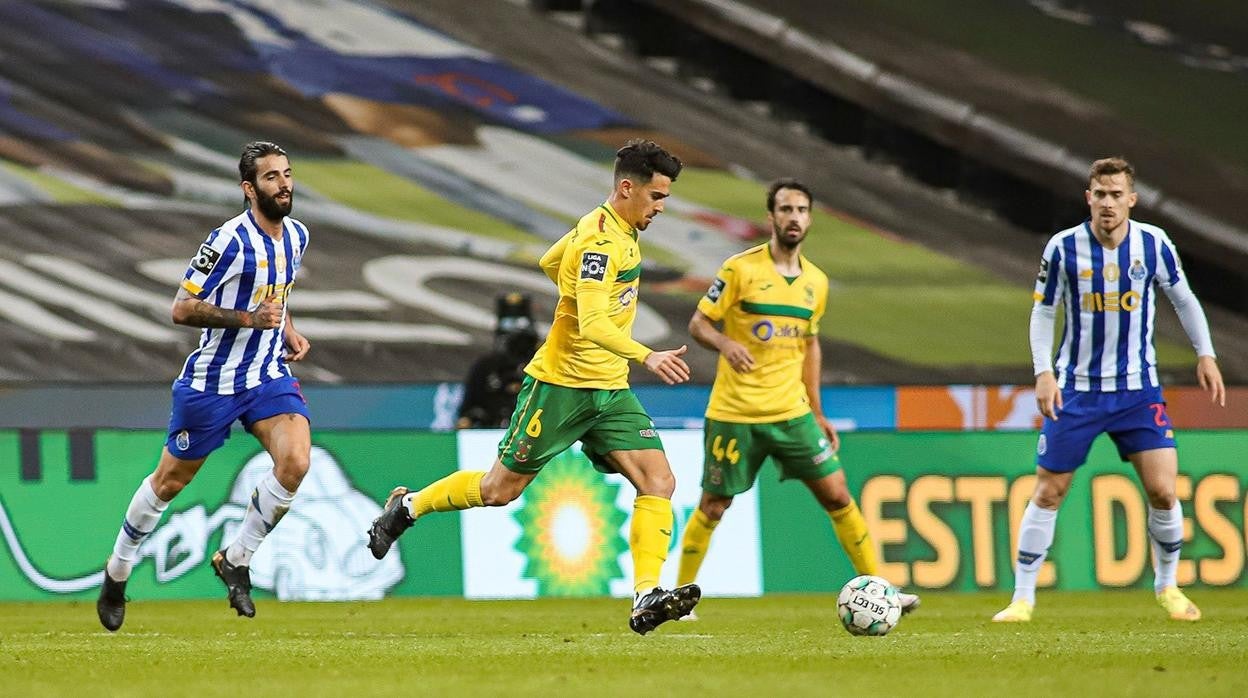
top-left (697, 243), bottom-right (828, 422)
top-left (525, 202), bottom-right (652, 390)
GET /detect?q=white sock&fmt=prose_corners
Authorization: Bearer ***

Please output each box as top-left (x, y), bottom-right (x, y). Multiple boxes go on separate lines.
top-left (108, 475), bottom-right (169, 581)
top-left (225, 471), bottom-right (295, 567)
top-left (1012, 501), bottom-right (1057, 605)
top-left (1148, 501), bottom-right (1184, 593)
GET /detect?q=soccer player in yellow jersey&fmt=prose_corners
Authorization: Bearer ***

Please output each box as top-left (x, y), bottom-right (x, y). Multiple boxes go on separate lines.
top-left (676, 179), bottom-right (919, 616)
top-left (367, 140), bottom-right (700, 634)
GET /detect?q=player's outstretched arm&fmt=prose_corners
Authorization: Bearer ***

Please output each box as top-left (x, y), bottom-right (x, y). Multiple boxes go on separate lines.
top-left (643, 345), bottom-right (690, 385)
top-left (689, 310), bottom-right (754, 373)
top-left (1196, 355), bottom-right (1226, 407)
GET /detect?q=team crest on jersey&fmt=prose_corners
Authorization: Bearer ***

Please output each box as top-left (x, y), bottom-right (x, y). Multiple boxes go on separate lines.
top-left (804, 284), bottom-right (815, 305)
top-left (514, 440), bottom-right (531, 463)
top-left (191, 244), bottom-right (221, 274)
top-left (1129, 259), bottom-right (1146, 281)
top-left (580, 251), bottom-right (608, 281)
top-left (706, 277), bottom-right (725, 302)
top-left (176, 430), bottom-right (191, 452)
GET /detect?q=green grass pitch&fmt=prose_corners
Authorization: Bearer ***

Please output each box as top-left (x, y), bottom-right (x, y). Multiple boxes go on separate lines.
top-left (4, 591), bottom-right (1246, 697)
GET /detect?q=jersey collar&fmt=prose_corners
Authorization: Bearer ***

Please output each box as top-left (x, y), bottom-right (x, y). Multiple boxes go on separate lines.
top-left (599, 202), bottom-right (637, 239)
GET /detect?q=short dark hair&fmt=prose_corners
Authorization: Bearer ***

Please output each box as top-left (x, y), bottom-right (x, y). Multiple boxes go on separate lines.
top-left (766, 178), bottom-right (812, 212)
top-left (238, 141), bottom-right (288, 184)
top-left (1089, 157), bottom-right (1134, 188)
top-left (613, 139), bottom-right (682, 184)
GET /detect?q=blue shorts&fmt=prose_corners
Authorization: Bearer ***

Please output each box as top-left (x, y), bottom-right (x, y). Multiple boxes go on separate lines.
top-left (1036, 386), bottom-right (1175, 473)
top-left (166, 375), bottom-right (309, 460)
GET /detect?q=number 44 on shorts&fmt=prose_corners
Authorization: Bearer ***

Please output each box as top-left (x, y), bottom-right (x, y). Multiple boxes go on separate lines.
top-left (711, 435), bottom-right (740, 464)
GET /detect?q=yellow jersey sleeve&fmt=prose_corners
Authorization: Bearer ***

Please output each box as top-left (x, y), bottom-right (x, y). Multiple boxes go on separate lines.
top-left (808, 258), bottom-right (827, 336)
top-left (696, 259), bottom-right (739, 322)
top-left (540, 231), bottom-right (571, 283)
top-left (575, 238), bottom-right (650, 362)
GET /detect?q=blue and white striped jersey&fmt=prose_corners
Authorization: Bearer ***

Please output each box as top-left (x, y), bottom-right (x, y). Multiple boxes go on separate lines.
top-left (177, 209), bottom-right (309, 395)
top-left (1032, 219), bottom-right (1193, 392)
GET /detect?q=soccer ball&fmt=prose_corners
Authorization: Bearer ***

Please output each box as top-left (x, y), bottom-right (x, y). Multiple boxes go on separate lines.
top-left (837, 574), bottom-right (902, 636)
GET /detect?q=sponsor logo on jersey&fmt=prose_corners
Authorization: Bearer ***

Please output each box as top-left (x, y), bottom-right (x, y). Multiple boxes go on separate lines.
top-left (580, 251), bottom-right (607, 281)
top-left (1081, 290), bottom-right (1141, 312)
top-left (191, 245), bottom-right (221, 274)
top-left (751, 320), bottom-right (801, 341)
top-left (1037, 258), bottom-right (1049, 282)
top-left (1037, 434), bottom-right (1047, 456)
top-left (638, 428), bottom-right (657, 438)
top-left (618, 286), bottom-right (636, 307)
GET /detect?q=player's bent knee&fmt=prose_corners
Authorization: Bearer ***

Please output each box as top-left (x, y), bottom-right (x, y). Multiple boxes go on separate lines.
top-left (637, 470), bottom-right (675, 498)
top-left (1145, 490), bottom-right (1176, 509)
top-left (151, 472), bottom-right (189, 501)
top-left (480, 483), bottom-right (523, 507)
top-left (703, 497), bottom-right (732, 520)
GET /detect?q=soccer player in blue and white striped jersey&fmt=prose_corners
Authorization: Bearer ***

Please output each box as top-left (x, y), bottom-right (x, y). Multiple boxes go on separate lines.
top-left (994, 157), bottom-right (1225, 624)
top-left (97, 141), bottom-right (314, 631)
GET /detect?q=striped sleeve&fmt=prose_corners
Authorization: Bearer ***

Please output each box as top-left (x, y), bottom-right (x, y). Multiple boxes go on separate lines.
top-left (1032, 236), bottom-right (1064, 305)
top-left (1154, 231), bottom-right (1215, 357)
top-left (1154, 230), bottom-right (1184, 288)
top-left (182, 228), bottom-right (240, 298)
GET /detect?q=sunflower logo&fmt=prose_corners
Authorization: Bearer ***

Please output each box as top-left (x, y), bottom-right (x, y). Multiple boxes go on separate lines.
top-left (513, 449), bottom-right (629, 596)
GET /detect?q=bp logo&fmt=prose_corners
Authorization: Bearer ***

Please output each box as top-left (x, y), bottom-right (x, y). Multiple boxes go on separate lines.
top-left (512, 449), bottom-right (628, 596)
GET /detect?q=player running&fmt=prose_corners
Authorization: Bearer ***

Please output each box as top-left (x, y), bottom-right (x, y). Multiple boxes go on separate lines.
top-left (367, 140), bottom-right (700, 635)
top-left (97, 141), bottom-right (313, 630)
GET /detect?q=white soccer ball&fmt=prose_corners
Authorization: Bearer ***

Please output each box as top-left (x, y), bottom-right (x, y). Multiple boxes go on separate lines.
top-left (837, 574), bottom-right (902, 636)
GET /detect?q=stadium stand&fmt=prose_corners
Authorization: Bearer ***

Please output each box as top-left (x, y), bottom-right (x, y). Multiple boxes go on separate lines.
top-left (0, 0), bottom-right (1244, 389)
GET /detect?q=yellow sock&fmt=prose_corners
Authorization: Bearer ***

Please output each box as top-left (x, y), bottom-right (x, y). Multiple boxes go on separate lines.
top-left (630, 495), bottom-right (674, 593)
top-left (410, 471), bottom-right (485, 517)
top-left (677, 508), bottom-right (719, 586)
top-left (829, 499), bottom-right (879, 575)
